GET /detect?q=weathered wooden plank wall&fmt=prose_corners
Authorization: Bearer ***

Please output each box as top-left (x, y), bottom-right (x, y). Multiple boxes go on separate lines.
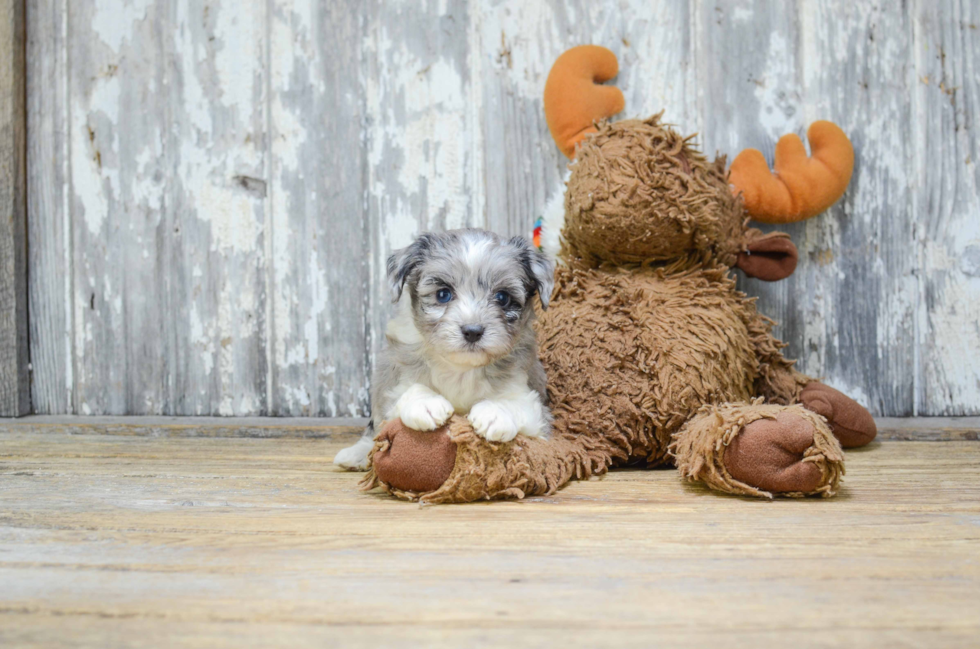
top-left (703, 1), bottom-right (918, 417)
top-left (0, 0), bottom-right (29, 416)
top-left (913, 0), bottom-right (980, 415)
top-left (25, 0), bottom-right (980, 416)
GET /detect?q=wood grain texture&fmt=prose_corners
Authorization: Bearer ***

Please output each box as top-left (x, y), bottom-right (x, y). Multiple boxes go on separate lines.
top-left (268, 0), bottom-right (370, 416)
top-left (912, 1), bottom-right (980, 415)
top-left (0, 0), bottom-right (28, 417)
top-left (799, 1), bottom-right (917, 416)
top-left (477, 0), bottom-right (701, 237)
top-left (0, 426), bottom-right (977, 647)
top-left (57, 0), bottom-right (273, 415)
top-left (875, 416), bottom-right (980, 441)
top-left (67, 0), bottom-right (170, 415)
top-left (700, 1), bottom-right (916, 417)
top-left (362, 0), bottom-right (484, 367)
top-left (4, 414), bottom-right (975, 441)
top-left (166, 0), bottom-right (270, 416)
top-left (5, 414), bottom-right (367, 438)
top-left (25, 0), bottom-right (71, 414)
top-left (23, 0), bottom-right (980, 416)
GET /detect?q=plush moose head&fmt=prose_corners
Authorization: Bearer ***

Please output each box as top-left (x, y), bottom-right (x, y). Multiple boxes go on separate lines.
top-left (542, 45), bottom-right (854, 281)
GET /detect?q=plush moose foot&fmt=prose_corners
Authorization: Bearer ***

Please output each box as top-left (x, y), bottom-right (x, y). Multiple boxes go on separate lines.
top-left (800, 382), bottom-right (877, 448)
top-left (672, 402), bottom-right (845, 498)
top-left (362, 415), bottom-right (600, 503)
top-left (724, 412), bottom-right (825, 494)
top-left (368, 419), bottom-right (458, 494)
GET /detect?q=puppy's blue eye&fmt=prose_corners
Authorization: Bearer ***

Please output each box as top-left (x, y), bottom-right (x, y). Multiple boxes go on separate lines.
top-left (494, 291), bottom-right (511, 308)
top-left (436, 288), bottom-right (453, 303)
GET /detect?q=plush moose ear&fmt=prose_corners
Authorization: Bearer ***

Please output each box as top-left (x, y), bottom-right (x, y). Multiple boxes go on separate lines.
top-left (736, 231), bottom-right (799, 282)
top-left (386, 235), bottom-right (434, 302)
top-left (510, 236), bottom-right (555, 309)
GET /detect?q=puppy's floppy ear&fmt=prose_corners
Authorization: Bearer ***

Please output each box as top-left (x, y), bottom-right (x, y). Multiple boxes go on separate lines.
top-left (530, 248), bottom-right (555, 310)
top-left (386, 234), bottom-right (433, 302)
top-left (511, 236), bottom-right (555, 310)
top-left (736, 229), bottom-right (798, 282)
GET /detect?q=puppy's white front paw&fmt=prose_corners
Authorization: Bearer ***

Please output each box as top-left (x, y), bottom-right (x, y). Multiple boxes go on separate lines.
top-left (399, 395), bottom-right (454, 431)
top-left (468, 401), bottom-right (519, 442)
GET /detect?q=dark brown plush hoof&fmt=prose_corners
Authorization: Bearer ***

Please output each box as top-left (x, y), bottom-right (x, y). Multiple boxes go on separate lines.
top-left (723, 412), bottom-right (825, 494)
top-left (800, 382), bottom-right (877, 448)
top-left (371, 419), bottom-right (457, 494)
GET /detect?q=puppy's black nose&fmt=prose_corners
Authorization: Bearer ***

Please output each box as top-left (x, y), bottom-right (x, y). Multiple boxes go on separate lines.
top-left (461, 324), bottom-right (485, 343)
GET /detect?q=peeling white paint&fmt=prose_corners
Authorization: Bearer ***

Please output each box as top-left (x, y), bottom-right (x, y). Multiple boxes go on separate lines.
top-left (189, 304), bottom-right (216, 377)
top-left (71, 75), bottom-right (121, 236)
top-left (473, 1), bottom-right (560, 101)
top-left (174, 2), bottom-right (214, 135)
top-left (913, 8), bottom-right (980, 414)
top-left (91, 0), bottom-right (153, 52)
top-left (754, 32), bottom-right (802, 143)
top-left (305, 249), bottom-right (328, 363)
top-left (30, 0), bottom-right (980, 417)
top-left (199, 183), bottom-right (261, 253)
top-left (270, 96), bottom-right (307, 175)
top-left (733, 6), bottom-right (754, 22)
top-left (922, 277), bottom-right (980, 411)
top-left (283, 386), bottom-right (312, 408)
top-left (269, 4), bottom-right (308, 382)
top-left (212, 3), bottom-right (260, 126)
top-left (366, 43), bottom-right (471, 233)
top-left (132, 140), bottom-right (164, 211)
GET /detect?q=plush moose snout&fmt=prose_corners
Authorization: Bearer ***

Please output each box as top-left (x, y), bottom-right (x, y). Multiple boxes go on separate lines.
top-left (736, 232), bottom-right (799, 282)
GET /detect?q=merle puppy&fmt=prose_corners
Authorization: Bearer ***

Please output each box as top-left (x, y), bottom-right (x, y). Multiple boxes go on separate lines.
top-left (335, 229), bottom-right (554, 470)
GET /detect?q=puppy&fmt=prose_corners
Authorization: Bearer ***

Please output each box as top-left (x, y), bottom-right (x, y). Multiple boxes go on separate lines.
top-left (334, 229), bottom-right (554, 470)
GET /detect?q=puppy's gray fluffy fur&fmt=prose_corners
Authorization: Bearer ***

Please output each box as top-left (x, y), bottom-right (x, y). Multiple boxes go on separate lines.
top-left (334, 229), bottom-right (554, 470)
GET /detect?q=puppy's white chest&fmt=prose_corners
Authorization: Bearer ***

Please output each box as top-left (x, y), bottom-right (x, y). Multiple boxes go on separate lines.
top-left (429, 366), bottom-right (490, 413)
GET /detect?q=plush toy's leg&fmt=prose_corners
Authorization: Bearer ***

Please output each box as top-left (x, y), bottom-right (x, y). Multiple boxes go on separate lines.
top-left (361, 416), bottom-right (611, 504)
top-left (745, 312), bottom-right (877, 449)
top-left (670, 401), bottom-right (844, 498)
top-left (798, 382), bottom-right (877, 448)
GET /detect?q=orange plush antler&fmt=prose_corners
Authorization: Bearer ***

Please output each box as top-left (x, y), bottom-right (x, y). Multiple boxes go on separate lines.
top-left (544, 45), bottom-right (625, 159)
top-left (729, 121), bottom-right (854, 223)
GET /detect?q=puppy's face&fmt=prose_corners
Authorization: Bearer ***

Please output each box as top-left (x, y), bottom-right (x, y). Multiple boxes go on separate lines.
top-left (388, 229), bottom-right (554, 367)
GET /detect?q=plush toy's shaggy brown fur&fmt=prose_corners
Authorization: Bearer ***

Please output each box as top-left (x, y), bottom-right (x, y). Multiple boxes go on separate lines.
top-left (538, 259), bottom-right (806, 466)
top-left (361, 49), bottom-right (875, 504)
top-left (562, 116), bottom-right (743, 268)
top-left (363, 415), bottom-right (603, 504)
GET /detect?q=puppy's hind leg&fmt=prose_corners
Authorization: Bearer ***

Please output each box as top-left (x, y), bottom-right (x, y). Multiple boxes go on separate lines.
top-left (334, 422), bottom-right (376, 471)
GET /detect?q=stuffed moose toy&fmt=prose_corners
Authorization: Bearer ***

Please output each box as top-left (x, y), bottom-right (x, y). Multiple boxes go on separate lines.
top-left (362, 45), bottom-right (876, 503)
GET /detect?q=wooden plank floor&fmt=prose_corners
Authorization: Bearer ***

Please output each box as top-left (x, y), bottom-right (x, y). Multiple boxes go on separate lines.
top-left (1, 425), bottom-right (978, 648)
